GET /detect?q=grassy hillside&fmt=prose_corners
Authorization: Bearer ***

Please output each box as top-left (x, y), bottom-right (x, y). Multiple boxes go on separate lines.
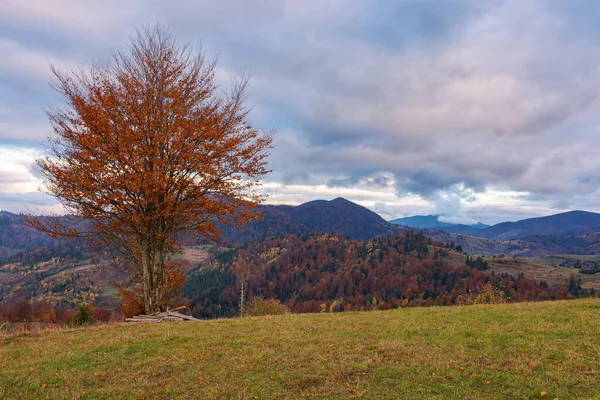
top-left (0, 245), bottom-right (211, 308)
top-left (2, 299), bottom-right (599, 399)
top-left (487, 256), bottom-right (600, 291)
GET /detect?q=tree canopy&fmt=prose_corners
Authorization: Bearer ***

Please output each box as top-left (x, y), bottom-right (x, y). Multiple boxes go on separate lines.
top-left (32, 25), bottom-right (273, 314)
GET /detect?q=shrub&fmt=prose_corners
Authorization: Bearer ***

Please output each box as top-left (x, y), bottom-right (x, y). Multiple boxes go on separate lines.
top-left (329, 299), bottom-right (342, 312)
top-left (92, 306), bottom-right (112, 322)
top-left (244, 296), bottom-right (289, 316)
top-left (460, 284), bottom-right (508, 305)
top-left (72, 304), bottom-right (92, 326)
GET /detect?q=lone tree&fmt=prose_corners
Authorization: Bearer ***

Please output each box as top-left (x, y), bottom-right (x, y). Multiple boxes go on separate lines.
top-left (31, 26), bottom-right (273, 314)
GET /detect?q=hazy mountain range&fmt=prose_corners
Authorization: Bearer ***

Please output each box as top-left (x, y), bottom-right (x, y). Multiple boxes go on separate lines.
top-left (3, 199), bottom-right (600, 259)
top-left (474, 211), bottom-right (600, 240)
top-left (209, 202), bottom-right (600, 256)
top-left (391, 210), bottom-right (600, 241)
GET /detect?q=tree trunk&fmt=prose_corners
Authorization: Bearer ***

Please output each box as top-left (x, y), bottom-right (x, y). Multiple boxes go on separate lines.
top-left (141, 241), bottom-right (153, 314)
top-left (152, 243), bottom-right (165, 313)
top-left (140, 240), bottom-right (166, 314)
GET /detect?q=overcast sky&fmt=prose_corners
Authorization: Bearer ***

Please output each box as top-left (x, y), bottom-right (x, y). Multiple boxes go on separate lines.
top-left (2, 0), bottom-right (600, 224)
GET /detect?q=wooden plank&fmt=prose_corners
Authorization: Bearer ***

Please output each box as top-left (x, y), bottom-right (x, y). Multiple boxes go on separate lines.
top-left (168, 313), bottom-right (198, 321)
top-left (124, 318), bottom-right (159, 323)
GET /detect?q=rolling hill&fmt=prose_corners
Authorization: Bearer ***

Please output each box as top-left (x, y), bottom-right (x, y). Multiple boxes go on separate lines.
top-left (185, 232), bottom-right (579, 319)
top-left (7, 203), bottom-right (600, 256)
top-left (395, 210), bottom-right (600, 257)
top-left (0, 198), bottom-right (401, 308)
top-left (392, 210), bottom-right (600, 240)
top-left (3, 200), bottom-right (600, 313)
top-left (424, 228), bottom-right (600, 258)
top-left (0, 198), bottom-right (400, 259)
top-left (0, 212), bottom-right (58, 262)
top-left (478, 210), bottom-right (600, 240)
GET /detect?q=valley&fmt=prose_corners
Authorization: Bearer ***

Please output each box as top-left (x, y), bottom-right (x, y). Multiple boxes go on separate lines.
top-left (1, 198), bottom-right (600, 319)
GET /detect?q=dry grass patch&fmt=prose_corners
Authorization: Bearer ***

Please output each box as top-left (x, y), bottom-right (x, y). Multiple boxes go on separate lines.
top-left (1, 299), bottom-right (600, 399)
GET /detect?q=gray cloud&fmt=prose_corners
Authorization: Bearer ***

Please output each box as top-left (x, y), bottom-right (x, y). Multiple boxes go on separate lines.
top-left (0, 191), bottom-right (59, 214)
top-left (2, 0), bottom-right (600, 221)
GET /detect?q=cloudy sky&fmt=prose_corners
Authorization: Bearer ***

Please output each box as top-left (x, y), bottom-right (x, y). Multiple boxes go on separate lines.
top-left (2, 0), bottom-right (600, 224)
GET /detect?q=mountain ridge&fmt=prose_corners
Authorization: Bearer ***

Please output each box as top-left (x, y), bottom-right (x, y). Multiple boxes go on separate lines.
top-left (218, 197), bottom-right (402, 243)
top-left (478, 210), bottom-right (600, 240)
top-left (4, 201), bottom-right (600, 257)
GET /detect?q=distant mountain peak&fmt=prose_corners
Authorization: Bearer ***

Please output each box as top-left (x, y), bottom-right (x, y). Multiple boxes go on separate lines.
top-left (218, 197), bottom-right (401, 242)
top-left (331, 197), bottom-right (351, 203)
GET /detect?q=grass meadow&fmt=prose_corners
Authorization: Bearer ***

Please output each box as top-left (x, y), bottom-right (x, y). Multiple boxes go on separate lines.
top-left (1, 299), bottom-right (599, 399)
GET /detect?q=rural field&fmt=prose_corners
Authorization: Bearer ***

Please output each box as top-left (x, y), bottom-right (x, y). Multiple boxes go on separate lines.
top-left (2, 299), bottom-right (599, 399)
top-left (487, 257), bottom-right (600, 291)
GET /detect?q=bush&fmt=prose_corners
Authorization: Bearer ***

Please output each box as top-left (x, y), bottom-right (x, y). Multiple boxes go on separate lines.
top-left (72, 304), bottom-right (92, 326)
top-left (244, 297), bottom-right (289, 317)
top-left (329, 299), bottom-right (342, 312)
top-left (459, 284), bottom-right (508, 305)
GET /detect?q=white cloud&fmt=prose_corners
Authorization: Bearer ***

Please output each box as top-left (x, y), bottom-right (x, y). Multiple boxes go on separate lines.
top-left (0, 147), bottom-right (43, 193)
top-left (1, 0), bottom-right (600, 223)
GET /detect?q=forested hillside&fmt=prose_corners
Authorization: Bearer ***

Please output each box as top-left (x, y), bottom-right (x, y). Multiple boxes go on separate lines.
top-left (0, 212), bottom-right (56, 261)
top-left (185, 232), bottom-right (577, 318)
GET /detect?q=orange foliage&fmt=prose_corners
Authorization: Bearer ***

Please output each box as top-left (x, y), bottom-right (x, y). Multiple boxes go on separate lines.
top-left (29, 25), bottom-right (273, 314)
top-left (114, 282), bottom-right (145, 318)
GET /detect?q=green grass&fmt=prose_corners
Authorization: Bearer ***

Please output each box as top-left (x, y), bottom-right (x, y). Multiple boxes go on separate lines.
top-left (531, 254), bottom-right (600, 266)
top-left (99, 284), bottom-right (118, 297)
top-left (553, 255), bottom-right (600, 261)
top-left (2, 299), bottom-right (600, 399)
top-left (529, 256), bottom-right (565, 266)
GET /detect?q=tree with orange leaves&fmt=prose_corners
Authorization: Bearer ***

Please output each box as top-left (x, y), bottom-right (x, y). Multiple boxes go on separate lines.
top-left (31, 26), bottom-right (273, 314)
